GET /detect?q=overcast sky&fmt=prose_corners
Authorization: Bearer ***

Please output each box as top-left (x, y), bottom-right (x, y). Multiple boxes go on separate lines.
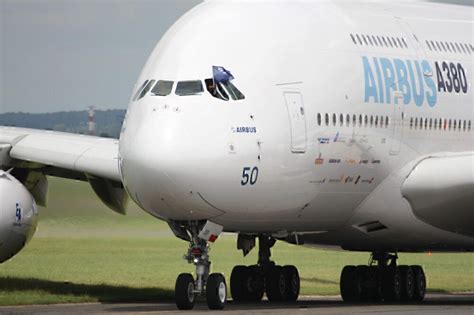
top-left (0, 0), bottom-right (201, 113)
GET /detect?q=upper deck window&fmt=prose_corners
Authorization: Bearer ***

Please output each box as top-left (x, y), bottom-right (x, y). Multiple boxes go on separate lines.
top-left (151, 80), bottom-right (174, 96)
top-left (175, 80), bottom-right (204, 96)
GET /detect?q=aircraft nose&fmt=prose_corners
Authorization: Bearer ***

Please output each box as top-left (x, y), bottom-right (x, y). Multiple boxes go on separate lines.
top-left (120, 111), bottom-right (195, 211)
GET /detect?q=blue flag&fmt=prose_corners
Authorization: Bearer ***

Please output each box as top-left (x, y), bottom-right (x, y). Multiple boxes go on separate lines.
top-left (213, 66), bottom-right (234, 83)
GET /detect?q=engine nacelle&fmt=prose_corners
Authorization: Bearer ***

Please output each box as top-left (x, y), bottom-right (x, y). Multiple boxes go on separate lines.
top-left (0, 170), bottom-right (38, 263)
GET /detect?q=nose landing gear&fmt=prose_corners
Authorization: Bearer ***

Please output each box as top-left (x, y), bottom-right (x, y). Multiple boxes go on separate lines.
top-left (340, 252), bottom-right (426, 303)
top-left (174, 222), bottom-right (227, 310)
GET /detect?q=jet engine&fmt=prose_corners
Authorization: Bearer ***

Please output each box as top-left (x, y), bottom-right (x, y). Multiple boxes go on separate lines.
top-left (0, 170), bottom-right (38, 263)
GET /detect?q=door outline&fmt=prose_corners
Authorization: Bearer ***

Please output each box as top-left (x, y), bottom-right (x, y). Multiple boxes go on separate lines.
top-left (283, 91), bottom-right (307, 153)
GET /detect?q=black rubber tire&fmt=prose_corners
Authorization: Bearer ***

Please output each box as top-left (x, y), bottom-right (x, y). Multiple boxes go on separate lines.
top-left (282, 265), bottom-right (300, 302)
top-left (175, 273), bottom-right (195, 310)
top-left (411, 265), bottom-right (426, 302)
top-left (230, 265), bottom-right (247, 302)
top-left (206, 273), bottom-right (227, 310)
top-left (355, 265), bottom-right (370, 301)
top-left (381, 267), bottom-right (401, 302)
top-left (399, 265), bottom-right (415, 301)
top-left (247, 265), bottom-right (265, 301)
top-left (266, 266), bottom-right (286, 302)
top-left (340, 265), bottom-right (361, 302)
top-left (368, 265), bottom-right (382, 301)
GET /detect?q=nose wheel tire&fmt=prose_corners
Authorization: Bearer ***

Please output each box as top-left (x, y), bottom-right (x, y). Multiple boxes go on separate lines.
top-left (175, 273), bottom-right (195, 310)
top-left (206, 273), bottom-right (227, 310)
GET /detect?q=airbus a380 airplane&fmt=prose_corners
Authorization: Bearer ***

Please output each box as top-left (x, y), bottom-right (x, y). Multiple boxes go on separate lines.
top-left (0, 0), bottom-right (473, 310)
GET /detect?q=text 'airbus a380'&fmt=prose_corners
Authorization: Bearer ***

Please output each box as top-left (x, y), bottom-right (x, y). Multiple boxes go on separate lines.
top-left (0, 0), bottom-right (473, 310)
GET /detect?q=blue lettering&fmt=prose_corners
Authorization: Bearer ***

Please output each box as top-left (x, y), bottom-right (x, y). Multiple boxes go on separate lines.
top-left (422, 60), bottom-right (437, 107)
top-left (363, 56), bottom-right (378, 103)
top-left (407, 60), bottom-right (424, 107)
top-left (373, 57), bottom-right (384, 103)
top-left (394, 59), bottom-right (411, 105)
top-left (380, 58), bottom-right (397, 104)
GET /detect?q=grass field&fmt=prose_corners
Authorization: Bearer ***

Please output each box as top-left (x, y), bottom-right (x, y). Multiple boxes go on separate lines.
top-left (0, 177), bottom-right (472, 306)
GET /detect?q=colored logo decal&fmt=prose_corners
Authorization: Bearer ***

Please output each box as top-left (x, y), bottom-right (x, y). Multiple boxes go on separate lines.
top-left (315, 154), bottom-right (324, 165)
top-left (15, 203), bottom-right (22, 222)
top-left (232, 127), bottom-right (257, 133)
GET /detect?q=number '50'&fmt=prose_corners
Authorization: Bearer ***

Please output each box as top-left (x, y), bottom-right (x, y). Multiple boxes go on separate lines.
top-left (241, 167), bottom-right (259, 186)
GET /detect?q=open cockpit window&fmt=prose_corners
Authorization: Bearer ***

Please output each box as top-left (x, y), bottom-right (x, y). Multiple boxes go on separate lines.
top-left (204, 66), bottom-right (245, 101)
top-left (151, 80), bottom-right (174, 96)
top-left (175, 80), bottom-right (204, 96)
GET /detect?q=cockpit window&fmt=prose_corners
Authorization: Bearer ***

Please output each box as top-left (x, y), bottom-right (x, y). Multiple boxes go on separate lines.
top-left (137, 80), bottom-right (156, 101)
top-left (175, 80), bottom-right (204, 96)
top-left (205, 78), bottom-right (245, 101)
top-left (133, 80), bottom-right (149, 101)
top-left (221, 81), bottom-right (245, 100)
top-left (151, 80), bottom-right (174, 96)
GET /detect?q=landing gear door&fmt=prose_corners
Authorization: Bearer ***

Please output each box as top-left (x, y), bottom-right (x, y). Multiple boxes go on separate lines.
top-left (283, 91), bottom-right (307, 153)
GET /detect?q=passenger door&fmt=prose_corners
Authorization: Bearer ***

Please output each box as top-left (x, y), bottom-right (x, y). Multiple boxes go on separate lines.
top-left (283, 91), bottom-right (307, 153)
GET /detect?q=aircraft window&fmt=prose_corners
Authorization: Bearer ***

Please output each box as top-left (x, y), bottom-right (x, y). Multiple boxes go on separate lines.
top-left (339, 114), bottom-right (344, 126)
top-left (372, 35), bottom-right (378, 46)
top-left (151, 80), bottom-right (174, 96)
top-left (137, 80), bottom-right (156, 100)
top-left (440, 42), bottom-right (447, 51)
top-left (133, 80), bottom-right (149, 101)
top-left (451, 43), bottom-right (457, 53)
top-left (430, 41), bottom-right (437, 51)
top-left (410, 117), bottom-right (414, 128)
top-left (332, 113), bottom-right (337, 126)
top-left (220, 81), bottom-right (245, 100)
top-left (346, 114), bottom-right (350, 126)
top-left (436, 41), bottom-right (442, 51)
top-left (375, 116), bottom-right (379, 127)
top-left (367, 35), bottom-right (373, 46)
top-left (469, 121), bottom-right (472, 130)
top-left (466, 44), bottom-right (472, 54)
top-left (454, 119), bottom-right (458, 130)
top-left (353, 114), bottom-right (357, 126)
top-left (376, 36), bottom-right (382, 46)
top-left (359, 114), bottom-right (363, 126)
top-left (370, 115), bottom-right (374, 127)
top-left (387, 37), bottom-right (394, 47)
top-left (424, 118), bottom-right (428, 129)
top-left (362, 35), bottom-right (368, 45)
top-left (397, 38), bottom-right (404, 48)
top-left (325, 113), bottom-right (329, 126)
top-left (385, 116), bottom-right (389, 127)
top-left (364, 115), bottom-right (368, 127)
top-left (392, 37), bottom-right (399, 48)
top-left (470, 44), bottom-right (474, 52)
top-left (445, 42), bottom-right (452, 53)
top-left (458, 43), bottom-right (465, 53)
top-left (356, 34), bottom-right (363, 45)
top-left (317, 113), bottom-right (322, 126)
top-left (350, 34), bottom-right (357, 44)
top-left (429, 118), bottom-right (433, 129)
top-left (415, 118), bottom-right (418, 129)
top-left (402, 38), bottom-right (408, 48)
top-left (382, 36), bottom-right (388, 47)
top-left (175, 80), bottom-right (204, 96)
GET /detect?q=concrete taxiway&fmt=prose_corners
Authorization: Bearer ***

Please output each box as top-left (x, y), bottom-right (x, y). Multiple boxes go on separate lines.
top-left (0, 294), bottom-right (472, 315)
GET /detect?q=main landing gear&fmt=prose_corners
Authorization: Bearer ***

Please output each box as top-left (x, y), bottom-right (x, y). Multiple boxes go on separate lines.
top-left (174, 223), bottom-right (227, 310)
top-left (230, 235), bottom-right (300, 303)
top-left (340, 252), bottom-right (426, 303)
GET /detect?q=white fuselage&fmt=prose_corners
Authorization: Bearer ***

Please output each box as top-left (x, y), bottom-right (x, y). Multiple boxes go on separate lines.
top-left (119, 1), bottom-right (474, 252)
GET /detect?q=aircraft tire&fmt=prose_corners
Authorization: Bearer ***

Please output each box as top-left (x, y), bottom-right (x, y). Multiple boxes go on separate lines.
top-left (381, 267), bottom-right (401, 302)
top-left (266, 266), bottom-right (286, 302)
top-left (340, 265), bottom-right (362, 302)
top-left (247, 265), bottom-right (265, 301)
top-left (399, 265), bottom-right (415, 301)
top-left (230, 265), bottom-right (247, 302)
top-left (206, 273), bottom-right (227, 310)
top-left (175, 273), bottom-right (195, 310)
top-left (411, 265), bottom-right (426, 302)
top-left (282, 265), bottom-right (300, 301)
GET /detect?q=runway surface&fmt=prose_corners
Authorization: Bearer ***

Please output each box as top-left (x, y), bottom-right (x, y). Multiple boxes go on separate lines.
top-left (0, 293), bottom-right (472, 315)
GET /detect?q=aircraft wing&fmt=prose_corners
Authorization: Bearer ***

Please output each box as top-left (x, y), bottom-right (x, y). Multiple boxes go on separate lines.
top-left (0, 126), bottom-right (127, 214)
top-left (401, 152), bottom-right (474, 237)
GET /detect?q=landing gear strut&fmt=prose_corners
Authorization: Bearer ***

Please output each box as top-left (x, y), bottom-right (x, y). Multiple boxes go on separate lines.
top-left (230, 235), bottom-right (300, 303)
top-left (340, 252), bottom-right (426, 303)
top-left (175, 223), bottom-right (227, 310)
